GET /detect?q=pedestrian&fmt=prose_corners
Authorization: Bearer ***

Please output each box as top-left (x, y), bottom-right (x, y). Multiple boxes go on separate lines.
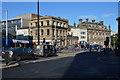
top-left (71, 44), bottom-right (75, 51)
top-left (4, 50), bottom-right (10, 65)
top-left (90, 45), bottom-right (92, 52)
top-left (58, 46), bottom-right (61, 53)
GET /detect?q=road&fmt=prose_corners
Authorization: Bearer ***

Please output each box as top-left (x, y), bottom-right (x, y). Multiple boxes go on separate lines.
top-left (2, 51), bottom-right (120, 79)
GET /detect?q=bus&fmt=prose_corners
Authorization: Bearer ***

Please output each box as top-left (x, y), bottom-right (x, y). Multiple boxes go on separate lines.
top-left (1, 39), bottom-right (35, 50)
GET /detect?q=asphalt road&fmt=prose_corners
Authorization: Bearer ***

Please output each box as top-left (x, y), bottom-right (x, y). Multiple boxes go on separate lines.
top-left (2, 51), bottom-right (120, 79)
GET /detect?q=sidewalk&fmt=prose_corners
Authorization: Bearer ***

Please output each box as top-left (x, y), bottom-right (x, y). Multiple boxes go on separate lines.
top-left (0, 49), bottom-right (88, 69)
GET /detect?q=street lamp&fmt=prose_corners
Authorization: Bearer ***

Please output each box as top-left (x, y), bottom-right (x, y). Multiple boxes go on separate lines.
top-left (6, 10), bottom-right (8, 49)
top-left (55, 22), bottom-right (57, 40)
top-left (37, 0), bottom-right (40, 45)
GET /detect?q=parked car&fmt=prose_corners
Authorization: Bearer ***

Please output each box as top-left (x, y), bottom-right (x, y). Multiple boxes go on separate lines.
top-left (33, 44), bottom-right (56, 57)
top-left (100, 48), bottom-right (105, 52)
top-left (74, 44), bottom-right (80, 50)
top-left (100, 48), bottom-right (112, 52)
top-left (44, 45), bottom-right (56, 57)
top-left (33, 45), bottom-right (44, 56)
top-left (2, 48), bottom-right (36, 61)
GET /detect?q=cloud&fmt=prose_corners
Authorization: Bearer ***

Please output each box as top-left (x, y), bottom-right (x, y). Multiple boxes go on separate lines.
top-left (78, 15), bottom-right (97, 19)
top-left (101, 14), bottom-right (114, 18)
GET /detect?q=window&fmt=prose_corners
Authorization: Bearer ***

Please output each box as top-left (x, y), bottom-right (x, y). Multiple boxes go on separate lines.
top-left (41, 21), bottom-right (43, 26)
top-left (47, 21), bottom-right (49, 26)
top-left (103, 33), bottom-right (104, 35)
top-left (81, 36), bottom-right (86, 39)
top-left (63, 31), bottom-right (64, 36)
top-left (31, 31), bottom-right (32, 35)
top-left (96, 33), bottom-right (98, 35)
top-left (35, 22), bottom-right (37, 26)
top-left (41, 29), bottom-right (44, 35)
top-left (53, 29), bottom-right (54, 36)
top-left (53, 21), bottom-right (55, 26)
top-left (35, 30), bottom-right (38, 35)
top-left (56, 22), bottom-right (58, 26)
top-left (60, 22), bottom-right (62, 27)
top-left (47, 29), bottom-right (50, 35)
top-left (11, 21), bottom-right (14, 23)
top-left (60, 30), bottom-right (62, 36)
top-left (63, 23), bottom-right (66, 27)
top-left (81, 32), bottom-right (85, 34)
top-left (2, 22), bottom-right (5, 25)
top-left (57, 30), bottom-right (58, 36)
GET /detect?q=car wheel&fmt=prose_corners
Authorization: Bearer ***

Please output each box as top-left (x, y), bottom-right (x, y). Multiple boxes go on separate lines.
top-left (16, 56), bottom-right (21, 61)
top-left (31, 55), bottom-right (36, 60)
top-left (44, 53), bottom-right (47, 57)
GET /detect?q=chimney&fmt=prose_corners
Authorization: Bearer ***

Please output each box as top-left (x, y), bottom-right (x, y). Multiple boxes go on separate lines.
top-left (92, 20), bottom-right (95, 23)
top-left (100, 21), bottom-right (104, 25)
top-left (79, 19), bottom-right (82, 24)
top-left (86, 18), bottom-right (89, 22)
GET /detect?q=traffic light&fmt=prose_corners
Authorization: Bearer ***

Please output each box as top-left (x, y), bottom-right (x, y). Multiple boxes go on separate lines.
top-left (106, 37), bottom-right (109, 42)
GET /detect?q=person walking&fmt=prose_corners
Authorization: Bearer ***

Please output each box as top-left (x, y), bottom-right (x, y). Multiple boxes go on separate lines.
top-left (71, 44), bottom-right (75, 52)
top-left (4, 51), bottom-right (10, 65)
top-left (90, 45), bottom-right (92, 52)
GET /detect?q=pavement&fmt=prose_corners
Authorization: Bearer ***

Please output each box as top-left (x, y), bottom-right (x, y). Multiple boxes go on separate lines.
top-left (0, 49), bottom-right (86, 69)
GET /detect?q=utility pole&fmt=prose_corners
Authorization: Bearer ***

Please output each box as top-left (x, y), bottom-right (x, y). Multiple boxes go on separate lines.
top-left (6, 10), bottom-right (8, 48)
top-left (55, 23), bottom-right (57, 40)
top-left (15, 25), bottom-right (17, 39)
top-left (37, 0), bottom-right (40, 45)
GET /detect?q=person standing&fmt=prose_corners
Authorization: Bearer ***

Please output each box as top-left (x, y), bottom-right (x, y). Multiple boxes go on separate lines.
top-left (90, 45), bottom-right (92, 52)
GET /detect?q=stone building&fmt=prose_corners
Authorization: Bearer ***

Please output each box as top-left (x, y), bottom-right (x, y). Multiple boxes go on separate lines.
top-left (30, 15), bottom-right (68, 46)
top-left (78, 18), bottom-right (111, 48)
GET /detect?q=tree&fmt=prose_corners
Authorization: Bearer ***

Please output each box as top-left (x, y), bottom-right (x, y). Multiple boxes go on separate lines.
top-left (111, 34), bottom-right (118, 49)
top-left (74, 22), bottom-right (76, 28)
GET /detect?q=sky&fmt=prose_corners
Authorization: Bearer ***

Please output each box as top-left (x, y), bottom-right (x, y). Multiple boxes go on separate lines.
top-left (2, 2), bottom-right (118, 32)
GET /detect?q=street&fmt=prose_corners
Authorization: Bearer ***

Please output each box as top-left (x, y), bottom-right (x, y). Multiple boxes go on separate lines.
top-left (1, 51), bottom-right (120, 79)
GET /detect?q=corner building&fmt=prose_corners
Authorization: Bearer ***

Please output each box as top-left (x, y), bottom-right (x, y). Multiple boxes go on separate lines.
top-left (30, 15), bottom-right (68, 46)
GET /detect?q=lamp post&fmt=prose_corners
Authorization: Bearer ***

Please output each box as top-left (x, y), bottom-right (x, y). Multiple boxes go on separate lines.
top-left (6, 10), bottom-right (8, 49)
top-left (54, 22), bottom-right (57, 44)
top-left (15, 25), bottom-right (17, 39)
top-left (54, 22), bottom-right (57, 45)
top-left (37, 0), bottom-right (40, 45)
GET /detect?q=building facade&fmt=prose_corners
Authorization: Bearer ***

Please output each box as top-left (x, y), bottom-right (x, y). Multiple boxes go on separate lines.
top-left (0, 13), bottom-right (38, 40)
top-left (67, 25), bottom-right (79, 45)
top-left (71, 27), bottom-right (87, 44)
top-left (78, 19), bottom-right (111, 48)
top-left (30, 15), bottom-right (68, 46)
